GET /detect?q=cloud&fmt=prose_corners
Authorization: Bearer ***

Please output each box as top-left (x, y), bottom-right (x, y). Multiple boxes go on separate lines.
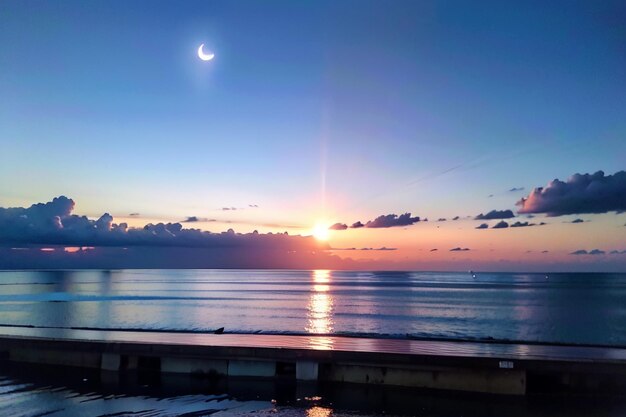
top-left (510, 221), bottom-right (534, 227)
top-left (222, 207), bottom-right (237, 211)
top-left (430, 248), bottom-right (438, 252)
top-left (609, 250), bottom-right (626, 255)
top-left (329, 223), bottom-right (348, 230)
top-left (437, 218), bottom-right (447, 222)
top-left (509, 187), bottom-right (525, 192)
top-left (492, 220), bottom-right (509, 229)
top-left (475, 223), bottom-right (488, 229)
top-left (475, 209), bottom-right (515, 220)
top-left (182, 216), bottom-right (215, 223)
top-left (541, 250), bottom-right (549, 253)
top-left (248, 204), bottom-right (259, 208)
top-left (450, 247), bottom-right (470, 251)
top-left (332, 247), bottom-right (397, 251)
top-left (364, 213), bottom-right (421, 228)
top-left (570, 218), bottom-right (585, 223)
top-left (517, 171), bottom-right (626, 216)
top-left (0, 197), bottom-right (326, 252)
top-left (351, 221), bottom-right (364, 229)
top-left (570, 249), bottom-right (605, 255)
top-left (452, 216), bottom-right (460, 221)
top-left (129, 213), bottom-right (140, 217)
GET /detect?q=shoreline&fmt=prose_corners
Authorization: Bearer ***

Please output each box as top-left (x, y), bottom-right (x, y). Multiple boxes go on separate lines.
top-left (0, 322), bottom-right (624, 350)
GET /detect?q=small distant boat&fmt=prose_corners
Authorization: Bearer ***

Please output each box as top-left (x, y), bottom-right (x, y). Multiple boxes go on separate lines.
top-left (469, 270), bottom-right (476, 279)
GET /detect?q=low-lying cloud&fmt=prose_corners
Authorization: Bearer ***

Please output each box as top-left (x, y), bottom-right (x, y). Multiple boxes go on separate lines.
top-left (475, 209), bottom-right (515, 220)
top-left (492, 220), bottom-right (509, 229)
top-left (348, 213), bottom-right (421, 229)
top-left (182, 216), bottom-right (215, 223)
top-left (329, 223), bottom-right (348, 230)
top-left (364, 213), bottom-right (421, 228)
top-left (517, 170), bottom-right (626, 216)
top-left (570, 249), bottom-right (605, 255)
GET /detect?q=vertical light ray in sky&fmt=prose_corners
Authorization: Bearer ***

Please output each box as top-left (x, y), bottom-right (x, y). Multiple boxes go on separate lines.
top-left (319, 104), bottom-right (330, 218)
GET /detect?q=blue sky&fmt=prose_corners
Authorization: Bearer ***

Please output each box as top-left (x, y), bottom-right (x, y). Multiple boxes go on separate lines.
top-left (0, 0), bottom-right (625, 270)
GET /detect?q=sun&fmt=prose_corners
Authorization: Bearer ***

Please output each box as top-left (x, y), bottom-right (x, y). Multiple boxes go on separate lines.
top-left (311, 222), bottom-right (330, 241)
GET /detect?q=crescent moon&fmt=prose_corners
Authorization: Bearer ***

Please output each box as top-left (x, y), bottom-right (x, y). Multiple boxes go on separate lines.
top-left (197, 44), bottom-right (215, 61)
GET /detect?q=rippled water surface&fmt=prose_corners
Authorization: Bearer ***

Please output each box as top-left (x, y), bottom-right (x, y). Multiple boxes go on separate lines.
top-left (0, 269), bottom-right (625, 345)
top-left (1, 361), bottom-right (625, 417)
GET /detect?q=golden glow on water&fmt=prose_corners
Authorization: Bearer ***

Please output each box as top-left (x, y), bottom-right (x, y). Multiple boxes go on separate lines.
top-left (306, 270), bottom-right (334, 336)
top-left (306, 406), bottom-right (333, 417)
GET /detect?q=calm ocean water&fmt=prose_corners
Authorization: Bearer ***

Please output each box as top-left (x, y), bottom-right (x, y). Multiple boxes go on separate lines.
top-left (0, 269), bottom-right (625, 346)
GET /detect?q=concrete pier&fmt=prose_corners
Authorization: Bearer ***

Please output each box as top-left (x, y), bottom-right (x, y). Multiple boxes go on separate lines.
top-left (1, 327), bottom-right (625, 396)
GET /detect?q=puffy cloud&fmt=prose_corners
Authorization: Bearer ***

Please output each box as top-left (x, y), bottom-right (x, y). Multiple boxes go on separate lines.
top-left (475, 223), bottom-right (488, 229)
top-left (510, 221), bottom-right (532, 227)
top-left (0, 197), bottom-right (326, 252)
top-left (609, 250), bottom-right (626, 255)
top-left (95, 213), bottom-right (113, 231)
top-left (364, 213), bottom-right (421, 228)
top-left (492, 220), bottom-right (509, 229)
top-left (351, 221), bottom-right (364, 229)
top-left (570, 249), bottom-right (605, 255)
top-left (450, 247), bottom-right (470, 251)
top-left (475, 209), bottom-right (515, 220)
top-left (329, 223), bottom-right (348, 230)
top-left (452, 216), bottom-right (460, 221)
top-left (570, 218), bottom-right (585, 223)
top-left (437, 218), bottom-right (447, 222)
top-left (517, 171), bottom-right (626, 216)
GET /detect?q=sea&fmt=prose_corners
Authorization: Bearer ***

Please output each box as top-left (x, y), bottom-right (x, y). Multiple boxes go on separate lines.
top-left (0, 269), bottom-right (625, 416)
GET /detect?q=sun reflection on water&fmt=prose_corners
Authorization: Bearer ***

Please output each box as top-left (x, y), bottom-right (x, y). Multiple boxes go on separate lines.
top-left (306, 270), bottom-right (335, 345)
top-left (306, 406), bottom-right (333, 417)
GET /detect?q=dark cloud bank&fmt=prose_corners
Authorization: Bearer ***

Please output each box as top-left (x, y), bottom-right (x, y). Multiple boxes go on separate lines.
top-left (517, 170), bottom-right (626, 216)
top-left (0, 196), bottom-right (343, 269)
